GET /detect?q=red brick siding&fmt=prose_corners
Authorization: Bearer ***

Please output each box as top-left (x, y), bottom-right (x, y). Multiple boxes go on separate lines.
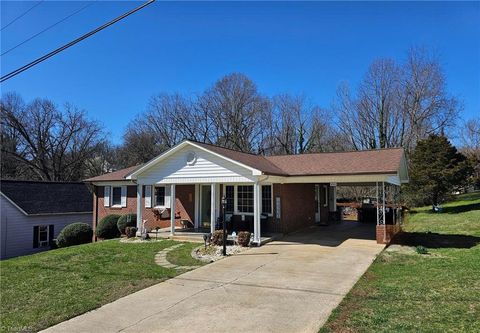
top-left (94, 185), bottom-right (195, 232)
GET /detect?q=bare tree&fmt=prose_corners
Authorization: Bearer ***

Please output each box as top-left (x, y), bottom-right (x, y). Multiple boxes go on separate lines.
top-left (200, 73), bottom-right (271, 153)
top-left (272, 94), bottom-right (345, 154)
top-left (336, 47), bottom-right (460, 153)
top-left (1, 93), bottom-right (105, 181)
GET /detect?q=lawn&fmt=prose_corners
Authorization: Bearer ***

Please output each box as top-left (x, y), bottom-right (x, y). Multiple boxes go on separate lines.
top-left (320, 192), bottom-right (480, 333)
top-left (0, 239), bottom-right (204, 333)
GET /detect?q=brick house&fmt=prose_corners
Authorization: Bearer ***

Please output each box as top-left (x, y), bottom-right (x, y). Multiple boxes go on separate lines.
top-left (85, 140), bottom-right (408, 244)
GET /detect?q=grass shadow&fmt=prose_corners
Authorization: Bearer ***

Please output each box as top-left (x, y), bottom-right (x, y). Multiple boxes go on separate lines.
top-left (392, 231), bottom-right (480, 249)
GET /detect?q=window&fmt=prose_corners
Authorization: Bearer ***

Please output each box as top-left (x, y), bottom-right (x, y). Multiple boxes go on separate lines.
top-left (112, 187), bottom-right (122, 206)
top-left (155, 186), bottom-right (165, 206)
top-left (38, 225), bottom-right (49, 247)
top-left (225, 186), bottom-right (234, 213)
top-left (237, 185), bottom-right (254, 213)
top-left (261, 185), bottom-right (272, 215)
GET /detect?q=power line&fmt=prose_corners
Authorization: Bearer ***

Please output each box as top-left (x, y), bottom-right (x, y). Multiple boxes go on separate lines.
top-left (1, 2), bottom-right (96, 57)
top-left (1, 0), bottom-right (45, 31)
top-left (1, 0), bottom-right (155, 83)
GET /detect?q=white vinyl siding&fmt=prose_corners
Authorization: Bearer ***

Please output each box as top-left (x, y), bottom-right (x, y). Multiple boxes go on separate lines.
top-left (138, 146), bottom-right (256, 184)
top-left (0, 196), bottom-right (91, 259)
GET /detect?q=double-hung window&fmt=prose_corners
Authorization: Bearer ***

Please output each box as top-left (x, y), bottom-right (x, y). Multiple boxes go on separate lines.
top-left (261, 185), bottom-right (272, 215)
top-left (237, 185), bottom-right (254, 213)
top-left (38, 225), bottom-right (49, 247)
top-left (111, 187), bottom-right (122, 206)
top-left (155, 186), bottom-right (165, 207)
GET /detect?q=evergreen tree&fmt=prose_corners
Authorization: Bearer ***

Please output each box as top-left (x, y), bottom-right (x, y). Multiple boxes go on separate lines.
top-left (406, 135), bottom-right (473, 207)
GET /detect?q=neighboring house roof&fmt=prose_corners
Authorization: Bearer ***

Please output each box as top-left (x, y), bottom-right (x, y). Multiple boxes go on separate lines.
top-left (84, 140), bottom-right (407, 182)
top-left (0, 180), bottom-right (93, 215)
top-left (84, 165), bottom-right (141, 182)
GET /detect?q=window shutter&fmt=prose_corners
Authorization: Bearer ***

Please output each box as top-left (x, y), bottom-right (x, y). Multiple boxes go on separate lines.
top-left (121, 186), bottom-right (127, 207)
top-left (33, 226), bottom-right (39, 248)
top-left (49, 225), bottom-right (54, 246)
top-left (145, 185), bottom-right (152, 208)
top-left (104, 186), bottom-right (111, 207)
top-left (164, 186), bottom-right (171, 208)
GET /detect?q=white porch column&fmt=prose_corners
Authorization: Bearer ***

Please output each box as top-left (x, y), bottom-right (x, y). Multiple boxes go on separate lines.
top-left (194, 184), bottom-right (200, 229)
top-left (136, 184), bottom-right (143, 235)
top-left (253, 181), bottom-right (261, 244)
top-left (170, 184), bottom-right (176, 235)
top-left (210, 183), bottom-right (216, 234)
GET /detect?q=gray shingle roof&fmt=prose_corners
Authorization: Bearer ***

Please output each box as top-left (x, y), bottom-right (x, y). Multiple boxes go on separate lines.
top-left (0, 180), bottom-right (93, 215)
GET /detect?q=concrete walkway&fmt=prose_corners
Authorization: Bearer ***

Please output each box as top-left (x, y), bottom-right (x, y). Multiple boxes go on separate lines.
top-left (42, 222), bottom-right (384, 333)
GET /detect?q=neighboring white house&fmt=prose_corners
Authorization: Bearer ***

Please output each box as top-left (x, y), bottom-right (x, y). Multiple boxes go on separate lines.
top-left (0, 180), bottom-right (93, 259)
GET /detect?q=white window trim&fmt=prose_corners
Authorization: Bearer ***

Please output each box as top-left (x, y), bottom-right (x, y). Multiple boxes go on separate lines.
top-left (111, 186), bottom-right (122, 208)
top-left (153, 185), bottom-right (167, 209)
top-left (38, 225), bottom-right (49, 248)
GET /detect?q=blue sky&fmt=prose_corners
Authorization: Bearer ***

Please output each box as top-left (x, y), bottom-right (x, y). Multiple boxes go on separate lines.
top-left (1, 1), bottom-right (479, 144)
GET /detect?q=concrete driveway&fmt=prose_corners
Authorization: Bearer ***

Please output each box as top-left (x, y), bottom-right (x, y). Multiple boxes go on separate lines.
top-left (42, 222), bottom-right (384, 333)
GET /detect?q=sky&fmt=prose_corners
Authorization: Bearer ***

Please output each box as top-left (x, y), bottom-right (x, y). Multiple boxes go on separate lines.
top-left (1, 1), bottom-right (479, 144)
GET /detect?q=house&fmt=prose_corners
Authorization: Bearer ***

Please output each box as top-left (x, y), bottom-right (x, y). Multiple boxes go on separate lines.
top-left (0, 180), bottom-right (93, 259)
top-left (85, 140), bottom-right (408, 244)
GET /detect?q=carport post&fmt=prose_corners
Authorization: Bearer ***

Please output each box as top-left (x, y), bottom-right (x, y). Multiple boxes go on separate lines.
top-left (253, 181), bottom-right (261, 245)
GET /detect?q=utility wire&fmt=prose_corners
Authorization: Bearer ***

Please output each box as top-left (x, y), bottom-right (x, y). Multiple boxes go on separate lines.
top-left (2, 1), bottom-right (96, 57)
top-left (1, 0), bottom-right (45, 31)
top-left (1, 0), bottom-right (155, 82)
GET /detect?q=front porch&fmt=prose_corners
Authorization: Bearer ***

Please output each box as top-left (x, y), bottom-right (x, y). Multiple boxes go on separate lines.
top-left (135, 182), bottom-right (271, 245)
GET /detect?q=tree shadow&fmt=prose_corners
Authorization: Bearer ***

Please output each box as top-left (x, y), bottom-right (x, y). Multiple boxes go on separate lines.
top-left (441, 203), bottom-right (480, 214)
top-left (392, 231), bottom-right (480, 249)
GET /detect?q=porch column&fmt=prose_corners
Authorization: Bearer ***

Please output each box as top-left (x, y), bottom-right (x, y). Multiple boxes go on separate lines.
top-left (136, 184), bottom-right (142, 235)
top-left (210, 183), bottom-right (216, 234)
top-left (194, 184), bottom-right (200, 228)
top-left (253, 181), bottom-right (261, 244)
top-left (170, 184), bottom-right (176, 235)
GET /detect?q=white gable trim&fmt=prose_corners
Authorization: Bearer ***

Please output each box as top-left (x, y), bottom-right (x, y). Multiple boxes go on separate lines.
top-left (127, 140), bottom-right (262, 179)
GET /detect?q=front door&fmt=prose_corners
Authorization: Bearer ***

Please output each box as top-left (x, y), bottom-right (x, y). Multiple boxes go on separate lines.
top-left (200, 185), bottom-right (211, 228)
top-left (315, 184), bottom-right (321, 223)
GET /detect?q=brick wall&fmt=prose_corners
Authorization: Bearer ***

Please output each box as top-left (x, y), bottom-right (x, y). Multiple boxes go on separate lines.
top-left (94, 185), bottom-right (195, 232)
top-left (376, 224), bottom-right (401, 244)
top-left (274, 183), bottom-right (316, 234)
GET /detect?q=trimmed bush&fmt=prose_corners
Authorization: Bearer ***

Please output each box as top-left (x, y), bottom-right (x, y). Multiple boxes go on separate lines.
top-left (237, 231), bottom-right (251, 247)
top-left (125, 226), bottom-right (137, 238)
top-left (56, 223), bottom-right (93, 248)
top-left (210, 230), bottom-right (225, 246)
top-left (96, 214), bottom-right (121, 239)
top-left (117, 214), bottom-right (137, 234)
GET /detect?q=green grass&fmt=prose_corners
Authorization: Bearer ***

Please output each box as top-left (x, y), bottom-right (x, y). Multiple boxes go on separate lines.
top-left (320, 192), bottom-right (480, 333)
top-left (0, 239), bottom-right (204, 333)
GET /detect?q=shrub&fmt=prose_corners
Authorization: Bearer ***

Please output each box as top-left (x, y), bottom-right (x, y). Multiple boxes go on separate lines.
top-left (415, 245), bottom-right (429, 255)
top-left (96, 214), bottom-right (121, 239)
top-left (210, 230), bottom-right (225, 246)
top-left (56, 223), bottom-right (93, 248)
top-left (125, 226), bottom-right (137, 238)
top-left (117, 213), bottom-right (137, 234)
top-left (237, 231), bottom-right (251, 247)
